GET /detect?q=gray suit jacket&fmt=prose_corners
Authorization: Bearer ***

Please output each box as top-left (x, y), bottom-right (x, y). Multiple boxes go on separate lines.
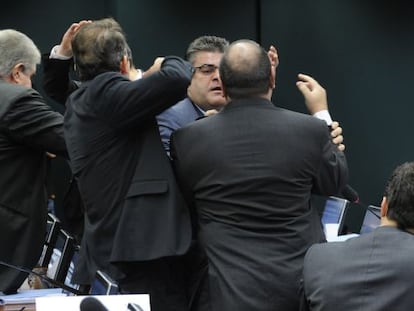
top-left (171, 98), bottom-right (348, 311)
top-left (302, 226), bottom-right (414, 311)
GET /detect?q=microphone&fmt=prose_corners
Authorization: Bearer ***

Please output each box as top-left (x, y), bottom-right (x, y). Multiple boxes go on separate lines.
top-left (341, 185), bottom-right (359, 203)
top-left (80, 297), bottom-right (109, 311)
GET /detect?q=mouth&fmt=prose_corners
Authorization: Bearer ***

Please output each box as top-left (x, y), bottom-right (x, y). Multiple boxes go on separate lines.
top-left (210, 86), bottom-right (222, 92)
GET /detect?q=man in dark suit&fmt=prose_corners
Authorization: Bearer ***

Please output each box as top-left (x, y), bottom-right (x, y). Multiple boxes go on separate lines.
top-left (0, 29), bottom-right (67, 294)
top-left (301, 161), bottom-right (414, 311)
top-left (170, 39), bottom-right (348, 310)
top-left (63, 20), bottom-right (192, 311)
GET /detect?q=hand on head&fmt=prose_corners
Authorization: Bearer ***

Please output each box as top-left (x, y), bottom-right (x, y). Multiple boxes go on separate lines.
top-left (57, 20), bottom-right (92, 57)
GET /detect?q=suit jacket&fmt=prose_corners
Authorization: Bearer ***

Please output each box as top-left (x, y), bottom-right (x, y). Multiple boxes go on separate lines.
top-left (156, 97), bottom-right (205, 155)
top-left (0, 82), bottom-right (66, 293)
top-left (170, 98), bottom-right (348, 311)
top-left (302, 226), bottom-right (414, 311)
top-left (64, 56), bottom-right (193, 283)
top-left (42, 55), bottom-right (80, 105)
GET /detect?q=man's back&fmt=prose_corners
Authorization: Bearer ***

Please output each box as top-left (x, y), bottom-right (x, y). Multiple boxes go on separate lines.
top-left (302, 226), bottom-right (414, 311)
top-left (0, 82), bottom-right (66, 293)
top-left (171, 97), bottom-right (348, 310)
top-left (64, 60), bottom-right (192, 284)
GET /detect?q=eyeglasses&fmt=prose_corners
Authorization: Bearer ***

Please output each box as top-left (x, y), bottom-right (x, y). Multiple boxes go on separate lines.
top-left (192, 64), bottom-right (219, 75)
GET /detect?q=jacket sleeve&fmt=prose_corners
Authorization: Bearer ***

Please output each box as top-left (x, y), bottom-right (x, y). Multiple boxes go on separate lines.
top-left (98, 56), bottom-right (192, 130)
top-left (2, 88), bottom-right (67, 157)
top-left (312, 123), bottom-right (348, 196)
top-left (42, 54), bottom-right (80, 105)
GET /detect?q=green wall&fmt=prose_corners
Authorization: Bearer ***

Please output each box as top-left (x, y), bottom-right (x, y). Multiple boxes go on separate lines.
top-left (2, 0), bottom-right (413, 218)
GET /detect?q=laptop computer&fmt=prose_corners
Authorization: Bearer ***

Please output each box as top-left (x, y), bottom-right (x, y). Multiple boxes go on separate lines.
top-left (321, 196), bottom-right (349, 232)
top-left (319, 196), bottom-right (351, 241)
top-left (359, 205), bottom-right (381, 234)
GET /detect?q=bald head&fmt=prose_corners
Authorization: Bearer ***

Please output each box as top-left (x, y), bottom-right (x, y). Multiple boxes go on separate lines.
top-left (219, 39), bottom-right (272, 99)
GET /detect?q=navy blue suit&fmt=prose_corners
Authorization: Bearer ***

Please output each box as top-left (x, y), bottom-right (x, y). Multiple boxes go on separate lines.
top-left (157, 97), bottom-right (204, 156)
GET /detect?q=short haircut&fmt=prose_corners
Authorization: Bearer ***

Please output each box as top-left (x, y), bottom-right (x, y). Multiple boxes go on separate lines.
top-left (384, 161), bottom-right (414, 229)
top-left (0, 29), bottom-right (41, 79)
top-left (219, 39), bottom-right (271, 99)
top-left (185, 35), bottom-right (229, 65)
top-left (71, 18), bottom-right (129, 81)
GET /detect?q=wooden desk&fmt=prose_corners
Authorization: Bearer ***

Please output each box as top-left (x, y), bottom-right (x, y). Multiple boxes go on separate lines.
top-left (0, 302), bottom-right (36, 311)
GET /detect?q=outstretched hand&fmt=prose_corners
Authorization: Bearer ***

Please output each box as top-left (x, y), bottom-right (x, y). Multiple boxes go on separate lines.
top-left (296, 73), bottom-right (327, 114)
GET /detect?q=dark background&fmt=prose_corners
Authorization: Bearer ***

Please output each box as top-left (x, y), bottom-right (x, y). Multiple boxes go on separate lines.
top-left (2, 0), bottom-right (413, 224)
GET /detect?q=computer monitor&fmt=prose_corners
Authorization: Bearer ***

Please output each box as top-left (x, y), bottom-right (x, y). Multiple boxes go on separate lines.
top-left (89, 270), bottom-right (119, 295)
top-left (38, 213), bottom-right (61, 267)
top-left (321, 196), bottom-right (349, 236)
top-left (360, 205), bottom-right (381, 234)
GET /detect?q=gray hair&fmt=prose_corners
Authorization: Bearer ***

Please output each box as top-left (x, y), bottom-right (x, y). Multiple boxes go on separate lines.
top-left (185, 35), bottom-right (229, 65)
top-left (0, 29), bottom-right (41, 79)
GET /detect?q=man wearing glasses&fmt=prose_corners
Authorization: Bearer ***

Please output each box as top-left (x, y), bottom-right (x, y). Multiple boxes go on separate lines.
top-left (157, 35), bottom-right (229, 156)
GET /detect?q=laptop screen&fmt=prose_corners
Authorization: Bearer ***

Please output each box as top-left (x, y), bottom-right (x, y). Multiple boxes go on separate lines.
top-left (359, 205), bottom-right (381, 234)
top-left (321, 196), bottom-right (348, 226)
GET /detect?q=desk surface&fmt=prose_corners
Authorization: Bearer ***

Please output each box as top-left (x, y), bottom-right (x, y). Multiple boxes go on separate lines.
top-left (0, 302), bottom-right (36, 311)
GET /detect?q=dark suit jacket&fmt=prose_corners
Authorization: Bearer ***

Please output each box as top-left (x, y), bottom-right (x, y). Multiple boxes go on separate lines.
top-left (170, 98), bottom-right (348, 311)
top-left (41, 54), bottom-right (85, 241)
top-left (0, 82), bottom-right (66, 293)
top-left (302, 226), bottom-right (414, 311)
top-left (64, 56), bottom-right (193, 283)
top-left (42, 55), bottom-right (80, 105)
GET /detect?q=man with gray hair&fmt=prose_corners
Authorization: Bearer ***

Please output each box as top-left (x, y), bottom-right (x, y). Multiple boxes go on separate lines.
top-left (0, 29), bottom-right (67, 294)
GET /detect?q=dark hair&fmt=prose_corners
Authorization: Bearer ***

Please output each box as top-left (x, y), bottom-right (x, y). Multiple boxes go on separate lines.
top-left (219, 39), bottom-right (270, 99)
top-left (71, 18), bottom-right (129, 81)
top-left (384, 161), bottom-right (414, 229)
top-left (185, 35), bottom-right (229, 65)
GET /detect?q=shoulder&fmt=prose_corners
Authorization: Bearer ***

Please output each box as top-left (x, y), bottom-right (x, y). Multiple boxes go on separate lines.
top-left (162, 98), bottom-right (194, 115)
top-left (305, 241), bottom-right (347, 266)
top-left (0, 83), bottom-right (43, 114)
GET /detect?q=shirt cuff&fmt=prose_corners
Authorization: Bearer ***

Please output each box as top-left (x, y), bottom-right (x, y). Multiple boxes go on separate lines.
top-left (50, 45), bottom-right (72, 60)
top-left (313, 110), bottom-right (333, 126)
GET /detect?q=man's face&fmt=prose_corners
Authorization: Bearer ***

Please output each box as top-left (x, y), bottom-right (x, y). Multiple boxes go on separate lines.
top-left (187, 51), bottom-right (227, 111)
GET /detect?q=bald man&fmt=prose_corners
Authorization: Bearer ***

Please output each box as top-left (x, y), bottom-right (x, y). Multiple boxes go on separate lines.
top-left (170, 39), bottom-right (348, 311)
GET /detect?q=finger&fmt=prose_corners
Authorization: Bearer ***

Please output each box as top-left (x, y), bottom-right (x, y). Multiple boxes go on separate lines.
top-left (330, 121), bottom-right (339, 130)
top-left (297, 73), bottom-right (320, 90)
top-left (46, 152), bottom-right (56, 158)
top-left (337, 144), bottom-right (345, 152)
top-left (332, 135), bottom-right (344, 145)
top-left (331, 127), bottom-right (342, 138)
top-left (296, 81), bottom-right (311, 94)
